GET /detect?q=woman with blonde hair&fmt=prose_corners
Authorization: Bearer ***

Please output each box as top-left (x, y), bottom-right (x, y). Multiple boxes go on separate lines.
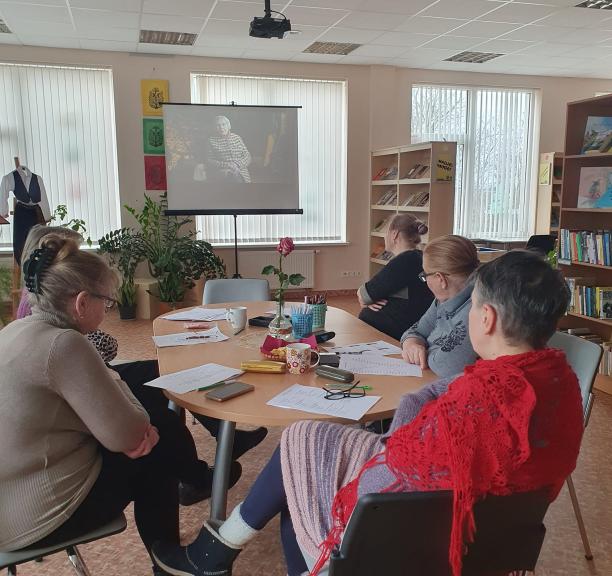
top-left (357, 214), bottom-right (433, 340)
top-left (401, 234), bottom-right (480, 377)
top-left (0, 234), bottom-right (236, 575)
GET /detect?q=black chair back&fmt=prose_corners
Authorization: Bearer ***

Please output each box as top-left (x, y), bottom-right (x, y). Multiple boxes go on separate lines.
top-left (328, 490), bottom-right (549, 576)
top-left (525, 234), bottom-right (556, 255)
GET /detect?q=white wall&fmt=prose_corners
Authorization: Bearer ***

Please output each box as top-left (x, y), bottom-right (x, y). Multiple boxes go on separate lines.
top-left (1, 46), bottom-right (612, 288)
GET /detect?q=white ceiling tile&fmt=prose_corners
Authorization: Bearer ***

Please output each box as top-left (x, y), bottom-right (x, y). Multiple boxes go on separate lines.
top-left (338, 54), bottom-right (388, 64)
top-left (242, 48), bottom-right (300, 60)
top-left (470, 38), bottom-right (534, 53)
top-left (195, 31), bottom-right (254, 48)
top-left (282, 6), bottom-right (348, 27)
top-left (8, 20), bottom-right (75, 37)
top-left (524, 1), bottom-right (584, 7)
top-left (561, 45), bottom-right (612, 59)
top-left (79, 39), bottom-right (138, 52)
top-left (374, 31), bottom-right (437, 47)
top-left (317, 26), bottom-right (384, 43)
top-left (0, 33), bottom-right (19, 44)
top-left (480, 2), bottom-right (559, 24)
top-left (0, 0), bottom-right (64, 5)
top-left (210, 1), bottom-right (284, 21)
top-left (355, 0), bottom-right (440, 15)
top-left (451, 19), bottom-right (520, 38)
top-left (420, 35), bottom-right (484, 50)
top-left (394, 16), bottom-right (468, 34)
top-left (586, 16), bottom-right (612, 31)
top-left (18, 34), bottom-right (81, 48)
top-left (350, 43), bottom-right (413, 57)
top-left (69, 0), bottom-right (142, 10)
top-left (515, 42), bottom-right (579, 56)
top-left (141, 13), bottom-right (206, 34)
top-left (72, 9), bottom-right (141, 30)
top-left (563, 28), bottom-right (612, 44)
top-left (339, 11), bottom-right (412, 30)
top-left (500, 24), bottom-right (573, 42)
top-left (203, 18), bottom-right (250, 35)
top-left (137, 43), bottom-right (195, 54)
top-left (74, 26), bottom-right (140, 42)
top-left (190, 45), bottom-right (245, 57)
top-left (410, 47), bottom-right (461, 61)
top-left (0, 2), bottom-right (71, 23)
top-left (476, 52), bottom-right (530, 66)
top-left (538, 7), bottom-right (610, 28)
top-left (291, 52), bottom-right (344, 63)
top-left (289, 0), bottom-right (364, 8)
top-left (142, 0), bottom-right (215, 17)
top-left (421, 0), bottom-right (504, 20)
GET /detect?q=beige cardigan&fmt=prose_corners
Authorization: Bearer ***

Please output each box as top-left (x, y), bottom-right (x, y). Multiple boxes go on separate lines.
top-left (0, 311), bottom-right (149, 551)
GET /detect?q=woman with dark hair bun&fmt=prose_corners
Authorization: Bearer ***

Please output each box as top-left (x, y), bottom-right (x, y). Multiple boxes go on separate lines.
top-left (357, 214), bottom-right (434, 340)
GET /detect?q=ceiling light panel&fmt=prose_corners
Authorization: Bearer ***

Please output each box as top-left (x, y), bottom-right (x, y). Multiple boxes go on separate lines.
top-left (445, 51), bottom-right (504, 63)
top-left (0, 20), bottom-right (12, 33)
top-left (139, 29), bottom-right (197, 45)
top-left (303, 41), bottom-right (361, 55)
top-left (576, 1), bottom-right (612, 8)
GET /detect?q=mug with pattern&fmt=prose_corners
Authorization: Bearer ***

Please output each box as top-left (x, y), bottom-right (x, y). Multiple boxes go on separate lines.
top-left (286, 343), bottom-right (320, 375)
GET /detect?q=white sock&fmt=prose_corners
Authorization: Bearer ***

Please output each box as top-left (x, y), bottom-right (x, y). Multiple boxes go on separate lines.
top-left (218, 503), bottom-right (259, 548)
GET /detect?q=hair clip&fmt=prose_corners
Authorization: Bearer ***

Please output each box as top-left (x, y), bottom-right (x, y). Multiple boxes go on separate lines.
top-left (23, 247), bottom-right (54, 294)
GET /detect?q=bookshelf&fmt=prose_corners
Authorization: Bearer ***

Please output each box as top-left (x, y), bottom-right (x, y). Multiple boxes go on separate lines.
top-left (558, 93), bottom-right (612, 395)
top-left (535, 152), bottom-right (563, 235)
top-left (369, 141), bottom-right (457, 276)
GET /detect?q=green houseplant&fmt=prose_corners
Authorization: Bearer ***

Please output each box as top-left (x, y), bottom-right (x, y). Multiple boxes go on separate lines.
top-left (97, 228), bottom-right (143, 319)
top-left (125, 193), bottom-right (226, 306)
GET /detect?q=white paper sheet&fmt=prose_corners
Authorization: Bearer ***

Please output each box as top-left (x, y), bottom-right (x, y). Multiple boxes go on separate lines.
top-left (267, 384), bottom-right (381, 421)
top-left (162, 308), bottom-right (228, 321)
top-left (328, 340), bottom-right (403, 356)
top-left (145, 363), bottom-right (243, 394)
top-left (339, 354), bottom-right (422, 377)
top-left (153, 326), bottom-right (229, 348)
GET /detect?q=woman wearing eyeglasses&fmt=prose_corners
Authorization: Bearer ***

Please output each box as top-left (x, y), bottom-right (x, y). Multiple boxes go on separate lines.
top-left (357, 214), bottom-right (434, 340)
top-left (0, 234), bottom-right (234, 576)
top-left (400, 234), bottom-right (479, 377)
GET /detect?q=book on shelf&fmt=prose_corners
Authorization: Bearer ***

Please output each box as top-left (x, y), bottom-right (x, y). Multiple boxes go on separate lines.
top-left (559, 229), bottom-right (612, 267)
top-left (581, 116), bottom-right (612, 154)
top-left (600, 341), bottom-right (612, 376)
top-left (553, 165), bottom-right (563, 180)
top-left (550, 212), bottom-right (560, 229)
top-left (370, 247), bottom-right (394, 261)
top-left (372, 216), bottom-right (391, 233)
top-left (564, 277), bottom-right (612, 319)
top-left (373, 166), bottom-right (398, 181)
top-left (402, 163), bottom-right (430, 179)
top-left (577, 167), bottom-right (612, 208)
top-left (375, 189), bottom-right (397, 205)
top-left (401, 191), bottom-right (429, 207)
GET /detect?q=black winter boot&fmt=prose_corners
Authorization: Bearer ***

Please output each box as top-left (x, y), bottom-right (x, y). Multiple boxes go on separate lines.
top-left (152, 522), bottom-right (241, 576)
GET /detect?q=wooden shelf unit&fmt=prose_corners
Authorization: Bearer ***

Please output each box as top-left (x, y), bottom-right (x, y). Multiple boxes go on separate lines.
top-left (369, 142), bottom-right (456, 275)
top-left (535, 152), bottom-right (563, 235)
top-left (559, 93), bottom-right (612, 394)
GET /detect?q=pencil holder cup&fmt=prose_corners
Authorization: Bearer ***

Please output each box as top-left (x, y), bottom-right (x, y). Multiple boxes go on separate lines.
top-left (291, 311), bottom-right (314, 339)
top-left (311, 303), bottom-right (327, 331)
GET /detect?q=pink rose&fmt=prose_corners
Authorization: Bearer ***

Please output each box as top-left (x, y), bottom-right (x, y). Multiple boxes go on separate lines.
top-left (277, 237), bottom-right (295, 257)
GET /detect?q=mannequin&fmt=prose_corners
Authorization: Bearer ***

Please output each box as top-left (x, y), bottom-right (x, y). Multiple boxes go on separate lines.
top-left (0, 158), bottom-right (51, 265)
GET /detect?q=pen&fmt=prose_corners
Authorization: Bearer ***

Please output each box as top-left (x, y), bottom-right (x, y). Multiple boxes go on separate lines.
top-left (186, 335), bottom-right (212, 340)
top-left (197, 379), bottom-right (235, 392)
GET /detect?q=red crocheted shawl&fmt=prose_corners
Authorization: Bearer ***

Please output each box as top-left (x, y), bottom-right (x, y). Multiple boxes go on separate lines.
top-left (311, 349), bottom-right (584, 576)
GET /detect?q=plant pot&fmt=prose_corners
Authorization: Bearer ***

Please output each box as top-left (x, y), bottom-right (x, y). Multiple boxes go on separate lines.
top-left (155, 299), bottom-right (191, 318)
top-left (118, 303), bottom-right (137, 320)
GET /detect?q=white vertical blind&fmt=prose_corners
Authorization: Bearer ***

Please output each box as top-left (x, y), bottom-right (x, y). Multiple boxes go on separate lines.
top-left (191, 73), bottom-right (347, 245)
top-left (0, 63), bottom-right (121, 247)
top-left (411, 84), bottom-right (535, 240)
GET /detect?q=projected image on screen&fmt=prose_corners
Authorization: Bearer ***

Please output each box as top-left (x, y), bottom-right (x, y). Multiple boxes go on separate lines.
top-left (164, 104), bottom-right (300, 213)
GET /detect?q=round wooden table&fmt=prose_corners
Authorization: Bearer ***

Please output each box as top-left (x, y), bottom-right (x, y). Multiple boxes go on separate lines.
top-left (153, 301), bottom-right (435, 523)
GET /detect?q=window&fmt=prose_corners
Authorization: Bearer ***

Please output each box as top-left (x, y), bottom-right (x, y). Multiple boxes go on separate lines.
top-left (0, 63), bottom-right (120, 248)
top-left (411, 85), bottom-right (536, 240)
top-left (191, 73), bottom-right (347, 245)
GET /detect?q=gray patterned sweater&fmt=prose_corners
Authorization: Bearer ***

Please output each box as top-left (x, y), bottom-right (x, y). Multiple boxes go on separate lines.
top-left (399, 283), bottom-right (477, 377)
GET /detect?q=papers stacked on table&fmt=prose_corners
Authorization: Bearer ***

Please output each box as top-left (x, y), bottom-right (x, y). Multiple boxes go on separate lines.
top-left (153, 326), bottom-right (229, 348)
top-left (339, 354), bottom-right (422, 377)
top-left (162, 308), bottom-right (228, 322)
top-left (145, 363), bottom-right (243, 394)
top-left (267, 384), bottom-right (381, 421)
top-left (328, 340), bottom-right (402, 356)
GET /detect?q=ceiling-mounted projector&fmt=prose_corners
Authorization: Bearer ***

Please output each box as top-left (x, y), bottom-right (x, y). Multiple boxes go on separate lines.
top-left (249, 0), bottom-right (291, 39)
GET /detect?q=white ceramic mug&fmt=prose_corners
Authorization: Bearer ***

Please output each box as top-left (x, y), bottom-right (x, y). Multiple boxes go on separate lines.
top-left (286, 343), bottom-right (320, 375)
top-left (226, 306), bottom-right (247, 335)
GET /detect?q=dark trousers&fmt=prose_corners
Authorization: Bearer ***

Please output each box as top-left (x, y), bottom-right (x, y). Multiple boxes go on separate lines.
top-left (13, 203), bottom-right (44, 265)
top-left (240, 447), bottom-right (307, 576)
top-left (33, 361), bottom-right (209, 553)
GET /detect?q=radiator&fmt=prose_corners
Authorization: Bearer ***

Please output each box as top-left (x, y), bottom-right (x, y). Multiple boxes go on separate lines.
top-left (239, 250), bottom-right (315, 289)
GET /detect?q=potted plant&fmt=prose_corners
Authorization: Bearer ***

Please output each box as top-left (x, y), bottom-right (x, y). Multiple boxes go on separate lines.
top-left (97, 228), bottom-right (143, 319)
top-left (125, 193), bottom-right (226, 310)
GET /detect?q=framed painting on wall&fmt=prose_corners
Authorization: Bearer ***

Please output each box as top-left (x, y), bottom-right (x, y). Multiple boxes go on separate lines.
top-left (141, 79), bottom-right (168, 117)
top-left (143, 118), bottom-right (165, 154)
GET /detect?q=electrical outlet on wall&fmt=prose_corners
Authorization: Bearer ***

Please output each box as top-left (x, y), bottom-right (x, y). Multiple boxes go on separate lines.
top-left (340, 271), bottom-right (362, 277)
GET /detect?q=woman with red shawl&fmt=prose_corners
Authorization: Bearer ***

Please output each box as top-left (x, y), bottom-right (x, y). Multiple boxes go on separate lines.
top-left (154, 250), bottom-right (584, 576)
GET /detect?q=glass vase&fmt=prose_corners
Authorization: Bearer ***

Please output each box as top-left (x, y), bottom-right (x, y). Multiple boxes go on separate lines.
top-left (268, 300), bottom-right (292, 339)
